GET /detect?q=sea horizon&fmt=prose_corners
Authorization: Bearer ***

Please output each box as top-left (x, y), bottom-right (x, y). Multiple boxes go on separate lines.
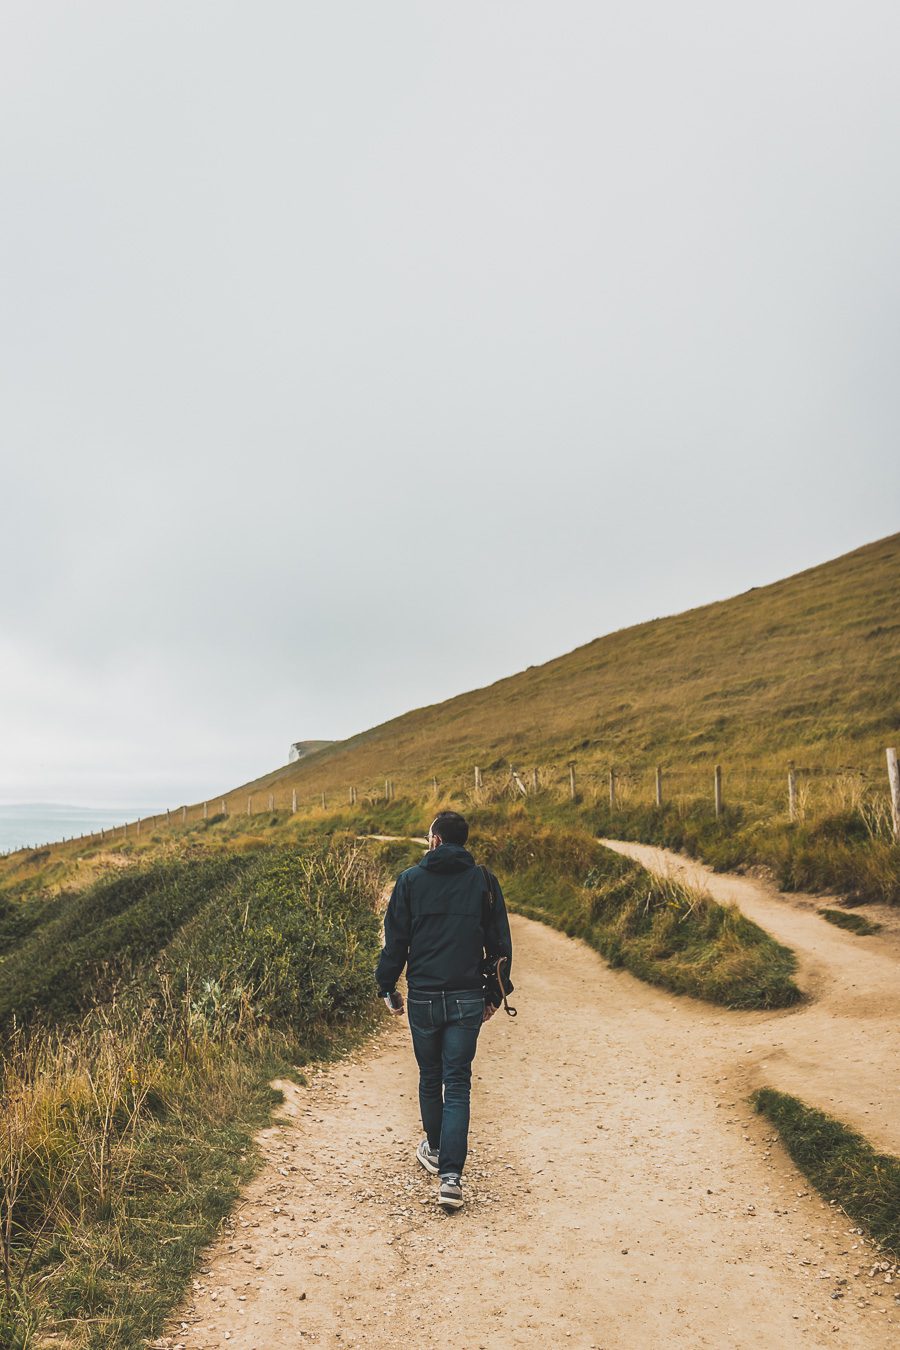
top-left (0, 802), bottom-right (165, 855)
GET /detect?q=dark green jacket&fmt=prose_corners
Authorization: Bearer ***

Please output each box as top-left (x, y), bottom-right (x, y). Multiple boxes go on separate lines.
top-left (375, 843), bottom-right (513, 995)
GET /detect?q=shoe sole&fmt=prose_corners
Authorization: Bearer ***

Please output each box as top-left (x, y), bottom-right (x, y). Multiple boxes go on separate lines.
top-left (438, 1193), bottom-right (464, 1211)
top-left (417, 1148), bottom-right (439, 1176)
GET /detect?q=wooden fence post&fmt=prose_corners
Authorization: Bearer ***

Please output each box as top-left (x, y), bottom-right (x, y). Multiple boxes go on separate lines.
top-left (292, 789), bottom-right (297, 814)
top-left (532, 766), bottom-right (539, 794)
top-left (609, 767), bottom-right (617, 810)
top-left (166, 808), bottom-right (170, 826)
top-left (474, 766), bottom-right (483, 790)
top-left (887, 747), bottom-right (900, 840)
top-left (321, 792), bottom-right (327, 810)
top-left (714, 765), bottom-right (723, 818)
top-left (268, 793), bottom-right (274, 812)
top-left (432, 777), bottom-right (438, 798)
top-left (385, 778), bottom-right (391, 802)
top-left (655, 766), bottom-right (663, 808)
top-left (568, 761), bottom-right (577, 801)
top-left (202, 801), bottom-right (208, 819)
top-left (221, 798), bottom-right (227, 816)
top-left (788, 764), bottom-right (797, 822)
top-left (181, 805), bottom-right (187, 823)
top-left (247, 795), bottom-right (252, 816)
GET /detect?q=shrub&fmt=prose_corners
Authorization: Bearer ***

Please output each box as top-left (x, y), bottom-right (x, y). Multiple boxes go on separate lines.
top-left (158, 842), bottom-right (383, 1034)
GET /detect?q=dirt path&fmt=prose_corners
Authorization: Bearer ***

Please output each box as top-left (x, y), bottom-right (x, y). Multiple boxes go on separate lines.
top-left (601, 840), bottom-right (900, 1156)
top-left (163, 906), bottom-right (898, 1348)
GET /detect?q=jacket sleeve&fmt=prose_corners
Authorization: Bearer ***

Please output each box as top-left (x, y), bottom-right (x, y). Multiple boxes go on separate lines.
top-left (485, 871), bottom-right (513, 981)
top-left (375, 873), bottom-right (411, 994)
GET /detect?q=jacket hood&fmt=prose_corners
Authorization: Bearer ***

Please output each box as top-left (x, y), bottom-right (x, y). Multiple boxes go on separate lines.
top-left (418, 842), bottom-right (476, 874)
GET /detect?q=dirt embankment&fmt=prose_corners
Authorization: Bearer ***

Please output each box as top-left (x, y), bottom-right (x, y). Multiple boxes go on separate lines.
top-left (161, 850), bottom-right (899, 1349)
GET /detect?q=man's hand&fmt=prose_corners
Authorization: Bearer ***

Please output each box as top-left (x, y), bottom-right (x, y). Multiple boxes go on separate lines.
top-left (482, 1003), bottom-right (498, 1023)
top-left (383, 992), bottom-right (405, 1016)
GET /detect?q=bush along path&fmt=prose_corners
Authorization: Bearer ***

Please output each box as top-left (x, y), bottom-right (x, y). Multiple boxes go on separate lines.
top-left (162, 910), bottom-right (898, 1349)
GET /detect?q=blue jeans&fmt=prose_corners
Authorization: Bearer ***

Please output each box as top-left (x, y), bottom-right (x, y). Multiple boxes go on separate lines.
top-left (407, 988), bottom-right (484, 1178)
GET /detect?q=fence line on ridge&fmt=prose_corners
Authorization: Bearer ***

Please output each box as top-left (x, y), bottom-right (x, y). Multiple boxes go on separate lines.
top-left (4, 745), bottom-right (898, 858)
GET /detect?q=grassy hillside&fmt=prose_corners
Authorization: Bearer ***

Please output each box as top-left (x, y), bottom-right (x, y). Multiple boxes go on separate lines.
top-left (1, 534), bottom-right (897, 904)
top-left (220, 532), bottom-right (900, 810)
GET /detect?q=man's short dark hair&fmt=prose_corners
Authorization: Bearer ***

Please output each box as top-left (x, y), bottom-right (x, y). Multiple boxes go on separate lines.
top-left (430, 810), bottom-right (469, 846)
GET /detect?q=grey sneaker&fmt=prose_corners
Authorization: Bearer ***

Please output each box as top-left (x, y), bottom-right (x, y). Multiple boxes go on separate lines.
top-left (416, 1139), bottom-right (439, 1175)
top-left (438, 1175), bottom-right (463, 1210)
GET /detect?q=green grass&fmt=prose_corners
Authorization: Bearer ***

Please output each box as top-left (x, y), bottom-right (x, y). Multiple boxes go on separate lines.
top-left (753, 1088), bottom-right (900, 1259)
top-left (44, 1022), bottom-right (378, 1350)
top-left (819, 908), bottom-right (882, 936)
top-left (474, 811), bottom-right (800, 1009)
top-left (0, 839), bottom-right (386, 1348)
top-left (0, 854), bottom-right (255, 1031)
top-left (576, 798), bottom-right (900, 905)
top-left (40, 1041), bottom-right (287, 1350)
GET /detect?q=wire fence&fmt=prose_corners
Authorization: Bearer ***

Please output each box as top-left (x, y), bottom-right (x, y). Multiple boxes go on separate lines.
top-left (7, 746), bottom-right (899, 857)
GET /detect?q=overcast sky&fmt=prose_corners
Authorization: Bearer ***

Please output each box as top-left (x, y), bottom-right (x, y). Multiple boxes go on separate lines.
top-left (2, 2), bottom-right (899, 808)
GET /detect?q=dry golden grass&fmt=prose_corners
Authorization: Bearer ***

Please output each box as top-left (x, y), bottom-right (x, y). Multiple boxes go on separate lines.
top-left (206, 532), bottom-right (900, 814)
top-left (1, 533), bottom-right (897, 893)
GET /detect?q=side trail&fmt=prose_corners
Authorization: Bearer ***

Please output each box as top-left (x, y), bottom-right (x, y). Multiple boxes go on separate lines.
top-left (162, 853), bottom-right (900, 1349)
top-left (601, 839), bottom-right (900, 1155)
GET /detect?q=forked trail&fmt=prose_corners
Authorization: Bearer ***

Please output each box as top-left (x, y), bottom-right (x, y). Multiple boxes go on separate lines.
top-left (163, 851), bottom-right (899, 1349)
top-left (601, 840), bottom-right (900, 1155)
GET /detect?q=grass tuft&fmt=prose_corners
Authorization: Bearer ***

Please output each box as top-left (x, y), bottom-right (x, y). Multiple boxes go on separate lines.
top-left (753, 1088), bottom-right (900, 1258)
top-left (819, 907), bottom-right (882, 936)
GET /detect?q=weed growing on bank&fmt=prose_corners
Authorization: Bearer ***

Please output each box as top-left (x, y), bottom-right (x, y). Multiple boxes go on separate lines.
top-left (753, 1088), bottom-right (900, 1259)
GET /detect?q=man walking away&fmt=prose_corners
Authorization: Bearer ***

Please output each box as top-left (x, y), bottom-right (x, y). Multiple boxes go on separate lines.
top-left (375, 811), bottom-right (513, 1211)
